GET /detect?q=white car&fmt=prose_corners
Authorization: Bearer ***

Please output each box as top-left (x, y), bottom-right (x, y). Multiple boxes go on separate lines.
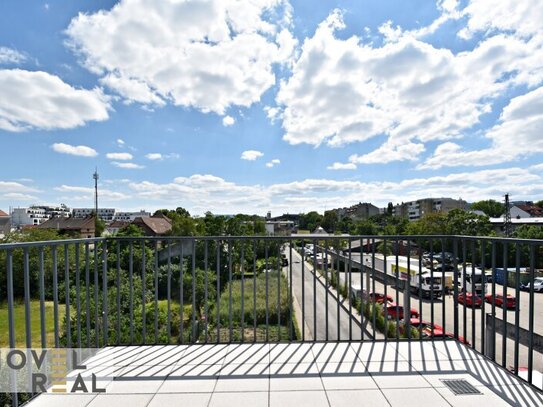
top-left (521, 277), bottom-right (543, 293)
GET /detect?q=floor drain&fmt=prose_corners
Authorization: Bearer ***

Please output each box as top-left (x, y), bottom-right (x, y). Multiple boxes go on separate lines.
top-left (441, 379), bottom-right (482, 395)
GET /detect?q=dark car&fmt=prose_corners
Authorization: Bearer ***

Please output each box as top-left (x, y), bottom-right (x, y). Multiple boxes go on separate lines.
top-left (281, 254), bottom-right (289, 267)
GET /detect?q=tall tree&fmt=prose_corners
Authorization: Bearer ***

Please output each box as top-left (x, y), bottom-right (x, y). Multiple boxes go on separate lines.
top-left (470, 199), bottom-right (504, 218)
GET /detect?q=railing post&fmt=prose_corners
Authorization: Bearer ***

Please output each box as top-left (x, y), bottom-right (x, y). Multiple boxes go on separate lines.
top-left (102, 239), bottom-right (108, 346)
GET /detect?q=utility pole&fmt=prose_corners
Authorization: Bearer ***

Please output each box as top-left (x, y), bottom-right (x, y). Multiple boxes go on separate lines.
top-left (93, 168), bottom-right (99, 236)
top-left (504, 193), bottom-right (512, 237)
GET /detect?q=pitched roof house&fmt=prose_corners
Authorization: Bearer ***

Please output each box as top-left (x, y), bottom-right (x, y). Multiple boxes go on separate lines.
top-left (132, 213), bottom-right (172, 236)
top-left (37, 216), bottom-right (96, 238)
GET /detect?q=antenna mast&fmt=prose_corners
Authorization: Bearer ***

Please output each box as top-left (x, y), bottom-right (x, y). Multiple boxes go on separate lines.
top-left (93, 168), bottom-right (99, 221)
top-left (504, 193), bottom-right (512, 237)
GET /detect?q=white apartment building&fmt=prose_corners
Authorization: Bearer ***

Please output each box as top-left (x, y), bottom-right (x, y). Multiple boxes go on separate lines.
top-left (394, 198), bottom-right (467, 221)
top-left (72, 208), bottom-right (116, 222)
top-left (11, 204), bottom-right (71, 227)
top-left (115, 210), bottom-right (151, 222)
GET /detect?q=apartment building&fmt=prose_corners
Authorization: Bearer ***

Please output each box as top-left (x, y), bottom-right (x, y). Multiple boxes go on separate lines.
top-left (11, 204), bottom-right (71, 227)
top-left (73, 208), bottom-right (116, 222)
top-left (115, 210), bottom-right (151, 222)
top-left (393, 198), bottom-right (467, 221)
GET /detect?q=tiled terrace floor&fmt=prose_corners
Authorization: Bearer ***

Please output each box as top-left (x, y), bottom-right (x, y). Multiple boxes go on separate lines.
top-left (29, 341), bottom-right (543, 407)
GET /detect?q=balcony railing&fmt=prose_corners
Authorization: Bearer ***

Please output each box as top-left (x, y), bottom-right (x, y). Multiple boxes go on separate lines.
top-left (1, 234), bottom-right (542, 405)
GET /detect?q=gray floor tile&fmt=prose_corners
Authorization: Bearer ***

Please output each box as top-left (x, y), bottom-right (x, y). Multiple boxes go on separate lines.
top-left (327, 389), bottom-right (391, 407)
top-left (86, 394), bottom-right (154, 407)
top-left (270, 391), bottom-right (329, 407)
top-left (209, 391), bottom-right (269, 407)
top-left (147, 393), bottom-right (212, 407)
top-left (381, 388), bottom-right (451, 407)
top-left (25, 394), bottom-right (97, 407)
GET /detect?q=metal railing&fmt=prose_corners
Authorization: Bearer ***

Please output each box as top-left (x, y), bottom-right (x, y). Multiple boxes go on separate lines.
top-left (1, 234), bottom-right (542, 402)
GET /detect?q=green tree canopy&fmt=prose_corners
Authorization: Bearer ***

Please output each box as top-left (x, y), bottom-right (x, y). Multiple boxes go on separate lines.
top-left (470, 199), bottom-right (504, 218)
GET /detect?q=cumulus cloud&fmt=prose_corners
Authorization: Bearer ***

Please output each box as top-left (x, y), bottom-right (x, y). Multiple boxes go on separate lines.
top-left (117, 139), bottom-right (125, 146)
top-left (266, 158), bottom-right (280, 168)
top-left (0, 69), bottom-right (109, 132)
top-left (222, 115), bottom-right (235, 126)
top-left (145, 152), bottom-right (179, 160)
top-left (420, 86), bottom-right (543, 169)
top-left (66, 0), bottom-right (296, 114)
top-left (112, 162), bottom-right (145, 169)
top-left (122, 166), bottom-right (543, 215)
top-left (0, 181), bottom-right (39, 201)
top-left (327, 162), bottom-right (356, 170)
top-left (55, 184), bottom-right (129, 201)
top-left (51, 143), bottom-right (98, 157)
top-left (0, 47), bottom-right (27, 65)
top-left (106, 152), bottom-right (133, 160)
top-left (241, 150), bottom-right (264, 160)
top-left (273, 6), bottom-right (543, 168)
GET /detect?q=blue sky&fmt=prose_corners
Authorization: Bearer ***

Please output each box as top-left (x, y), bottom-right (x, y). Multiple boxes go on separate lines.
top-left (1, 0), bottom-right (542, 215)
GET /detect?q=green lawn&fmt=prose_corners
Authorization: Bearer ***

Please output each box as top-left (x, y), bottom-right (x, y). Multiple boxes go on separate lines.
top-left (0, 300), bottom-right (66, 348)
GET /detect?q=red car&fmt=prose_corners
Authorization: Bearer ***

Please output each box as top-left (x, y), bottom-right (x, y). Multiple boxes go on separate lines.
top-left (368, 292), bottom-right (393, 304)
top-left (384, 303), bottom-right (419, 320)
top-left (420, 326), bottom-right (470, 345)
top-left (484, 294), bottom-right (517, 309)
top-left (457, 292), bottom-right (482, 307)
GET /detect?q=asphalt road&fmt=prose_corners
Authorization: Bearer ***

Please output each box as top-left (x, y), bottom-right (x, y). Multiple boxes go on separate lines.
top-left (285, 246), bottom-right (375, 341)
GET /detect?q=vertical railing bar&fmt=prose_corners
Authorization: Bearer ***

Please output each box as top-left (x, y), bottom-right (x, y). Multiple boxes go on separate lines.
top-left (491, 241), bottom-right (496, 359)
top-left (216, 240), bottom-right (220, 343)
top-left (394, 238), bottom-right (400, 339)
top-left (142, 239), bottom-right (146, 344)
top-left (84, 244), bottom-right (90, 348)
top-left (289, 239), bottom-right (293, 341)
top-left (406, 240), bottom-right (411, 340)
top-left (23, 248), bottom-right (32, 348)
top-left (441, 238), bottom-right (446, 339)
top-left (419, 238), bottom-right (423, 341)
top-left (241, 243), bottom-right (245, 342)
top-left (514, 243), bottom-right (521, 375)
top-left (502, 241), bottom-right (508, 367)
top-left (301, 239), bottom-right (305, 341)
top-left (129, 241), bottom-right (134, 344)
top-left (336, 238), bottom-right (340, 341)
top-left (191, 238), bottom-right (196, 344)
top-left (358, 238), bottom-right (362, 341)
top-left (154, 241), bottom-right (159, 343)
top-left (180, 241), bottom-right (184, 344)
top-left (453, 239), bottom-right (459, 341)
top-left (383, 239), bottom-right (388, 337)
top-left (480, 241), bottom-right (486, 353)
top-left (93, 244), bottom-right (98, 348)
top-left (6, 249), bottom-right (18, 406)
top-left (253, 239), bottom-right (257, 342)
top-left (430, 239), bottom-right (434, 340)
top-left (324, 240), bottom-right (329, 341)
top-left (39, 247), bottom-right (46, 348)
top-left (116, 241), bottom-right (121, 345)
top-left (102, 240), bottom-right (108, 346)
top-left (348, 238), bottom-right (352, 341)
top-left (312, 238), bottom-right (317, 341)
top-left (167, 242), bottom-right (172, 344)
top-left (371, 238), bottom-right (376, 339)
top-left (228, 239), bottom-right (233, 343)
top-left (75, 244), bottom-right (81, 348)
top-left (461, 240), bottom-right (467, 345)
top-left (277, 246), bottom-right (281, 342)
top-left (265, 242), bottom-right (269, 342)
top-left (204, 240), bottom-right (209, 343)
top-left (527, 243), bottom-right (535, 384)
top-left (65, 244), bottom-right (72, 348)
top-left (470, 240), bottom-right (476, 349)
top-left (52, 246), bottom-right (59, 348)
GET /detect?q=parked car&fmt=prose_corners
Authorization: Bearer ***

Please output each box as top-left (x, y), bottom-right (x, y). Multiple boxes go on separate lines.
top-left (420, 326), bottom-right (470, 345)
top-left (520, 277), bottom-right (543, 293)
top-left (457, 292), bottom-right (483, 307)
top-left (484, 293), bottom-right (517, 309)
top-left (384, 303), bottom-right (419, 320)
top-left (368, 292), bottom-right (394, 304)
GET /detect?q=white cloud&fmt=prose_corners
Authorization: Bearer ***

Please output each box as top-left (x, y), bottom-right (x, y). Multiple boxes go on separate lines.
top-left (419, 86), bottom-right (543, 169)
top-left (0, 181), bottom-right (39, 201)
top-left (327, 162), bottom-right (356, 170)
top-left (145, 152), bottom-right (180, 160)
top-left (112, 162), bottom-right (145, 169)
top-left (0, 69), bottom-right (109, 132)
top-left (0, 47), bottom-right (27, 65)
top-left (0, 193), bottom-right (38, 201)
top-left (117, 139), bottom-right (125, 146)
top-left (124, 166), bottom-right (543, 215)
top-left (146, 153), bottom-right (162, 160)
top-left (106, 152), bottom-right (133, 160)
top-left (66, 0), bottom-right (295, 114)
top-left (274, 8), bottom-right (543, 167)
top-left (266, 158), bottom-right (280, 168)
top-left (241, 150), bottom-right (264, 161)
top-left (55, 184), bottom-right (129, 200)
top-left (222, 115), bottom-right (235, 126)
top-left (51, 143), bottom-right (98, 157)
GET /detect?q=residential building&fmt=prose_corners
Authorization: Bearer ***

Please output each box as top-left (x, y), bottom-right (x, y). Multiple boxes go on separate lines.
top-left (104, 220), bottom-right (130, 236)
top-left (37, 216), bottom-right (96, 238)
top-left (115, 210), bottom-right (151, 222)
top-left (132, 213), bottom-right (172, 236)
top-left (393, 197), bottom-right (467, 221)
top-left (332, 202), bottom-right (379, 221)
top-left (10, 204), bottom-right (71, 227)
top-left (0, 209), bottom-right (11, 237)
top-left (73, 208), bottom-right (116, 223)
top-left (510, 204), bottom-right (543, 218)
top-left (265, 220), bottom-right (294, 236)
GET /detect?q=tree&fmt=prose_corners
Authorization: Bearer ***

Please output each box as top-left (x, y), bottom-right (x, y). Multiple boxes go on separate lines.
top-left (470, 199), bottom-right (504, 218)
top-left (535, 200), bottom-right (543, 209)
top-left (299, 211), bottom-right (323, 232)
top-left (95, 217), bottom-right (106, 237)
top-left (387, 202), bottom-right (394, 216)
top-left (446, 209), bottom-right (493, 236)
top-left (322, 210), bottom-right (338, 233)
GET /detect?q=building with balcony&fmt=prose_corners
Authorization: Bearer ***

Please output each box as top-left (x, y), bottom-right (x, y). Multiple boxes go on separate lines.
top-left (115, 210), bottom-right (151, 222)
top-left (393, 198), bottom-right (467, 221)
top-left (73, 207), bottom-right (116, 223)
top-left (0, 209), bottom-right (10, 237)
